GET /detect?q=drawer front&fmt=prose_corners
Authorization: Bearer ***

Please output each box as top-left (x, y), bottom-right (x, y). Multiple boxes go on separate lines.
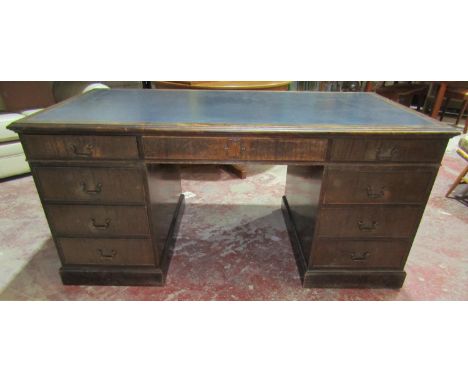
top-left (311, 240), bottom-right (409, 269)
top-left (239, 137), bottom-right (327, 161)
top-left (35, 167), bottom-right (146, 203)
top-left (317, 206), bottom-right (421, 238)
top-left (330, 139), bottom-right (446, 163)
top-left (142, 136), bottom-right (327, 162)
top-left (143, 136), bottom-right (239, 160)
top-left (46, 205), bottom-right (150, 236)
top-left (22, 135), bottom-right (139, 160)
top-left (323, 167), bottom-right (435, 204)
top-left (58, 238), bottom-right (155, 266)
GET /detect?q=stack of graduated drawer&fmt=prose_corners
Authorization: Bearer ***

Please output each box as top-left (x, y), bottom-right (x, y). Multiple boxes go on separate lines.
top-left (303, 137), bottom-right (447, 287)
top-left (20, 134), bottom-right (160, 283)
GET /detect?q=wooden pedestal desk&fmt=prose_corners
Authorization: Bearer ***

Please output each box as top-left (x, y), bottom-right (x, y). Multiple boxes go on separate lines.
top-left (8, 89), bottom-right (458, 288)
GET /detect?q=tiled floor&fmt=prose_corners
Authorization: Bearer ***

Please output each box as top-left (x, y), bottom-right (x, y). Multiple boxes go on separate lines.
top-left (1, 127), bottom-right (467, 300)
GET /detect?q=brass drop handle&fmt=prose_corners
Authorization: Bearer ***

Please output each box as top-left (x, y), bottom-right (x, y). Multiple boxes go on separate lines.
top-left (70, 143), bottom-right (94, 157)
top-left (80, 181), bottom-right (102, 194)
top-left (366, 186), bottom-right (385, 199)
top-left (357, 220), bottom-right (378, 231)
top-left (91, 218), bottom-right (111, 230)
top-left (98, 249), bottom-right (116, 259)
top-left (376, 146), bottom-right (399, 161)
top-left (350, 251), bottom-right (369, 261)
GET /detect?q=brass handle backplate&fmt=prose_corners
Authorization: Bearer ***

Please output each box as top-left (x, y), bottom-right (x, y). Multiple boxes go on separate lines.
top-left (98, 249), bottom-right (116, 259)
top-left (376, 146), bottom-right (399, 161)
top-left (357, 220), bottom-right (378, 231)
top-left (366, 186), bottom-right (385, 199)
top-left (91, 218), bottom-right (111, 230)
top-left (350, 251), bottom-right (369, 261)
top-left (70, 143), bottom-right (94, 157)
top-left (80, 181), bottom-right (102, 194)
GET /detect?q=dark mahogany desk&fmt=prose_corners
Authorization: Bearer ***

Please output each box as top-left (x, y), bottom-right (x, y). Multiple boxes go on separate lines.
top-left (9, 90), bottom-right (458, 288)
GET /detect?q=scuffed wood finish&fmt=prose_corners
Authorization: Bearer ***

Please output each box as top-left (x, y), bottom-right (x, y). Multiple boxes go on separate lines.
top-left (282, 197), bottom-right (407, 288)
top-left (58, 238), bottom-right (155, 266)
top-left (143, 136), bottom-right (327, 162)
top-left (239, 137), bottom-right (327, 161)
top-left (46, 205), bottom-right (150, 237)
top-left (311, 240), bottom-right (409, 269)
top-left (299, 161), bottom-right (440, 287)
top-left (323, 166), bottom-right (436, 204)
top-left (7, 89), bottom-right (460, 288)
top-left (59, 195), bottom-right (185, 286)
top-left (330, 138), bottom-right (446, 163)
top-left (143, 136), bottom-right (241, 160)
top-left (60, 267), bottom-right (165, 286)
top-left (35, 166), bottom-right (146, 203)
top-left (22, 135), bottom-right (139, 160)
top-left (302, 270), bottom-right (406, 288)
top-left (317, 206), bottom-right (422, 238)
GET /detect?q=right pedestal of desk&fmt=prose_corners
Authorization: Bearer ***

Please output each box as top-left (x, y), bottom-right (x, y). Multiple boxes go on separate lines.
top-left (282, 137), bottom-right (448, 288)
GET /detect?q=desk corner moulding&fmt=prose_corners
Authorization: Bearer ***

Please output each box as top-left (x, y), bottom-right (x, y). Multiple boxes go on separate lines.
top-left (8, 89), bottom-right (459, 288)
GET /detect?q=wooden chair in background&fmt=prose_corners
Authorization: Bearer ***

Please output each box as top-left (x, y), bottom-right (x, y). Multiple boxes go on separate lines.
top-left (446, 134), bottom-right (468, 198)
top-left (374, 82), bottom-right (428, 109)
top-left (438, 85), bottom-right (468, 133)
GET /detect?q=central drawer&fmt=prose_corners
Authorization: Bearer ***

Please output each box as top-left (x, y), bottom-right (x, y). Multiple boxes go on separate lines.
top-left (35, 166), bottom-right (146, 203)
top-left (311, 240), bottom-right (409, 269)
top-left (323, 166), bottom-right (436, 204)
top-left (46, 205), bottom-right (150, 237)
top-left (142, 136), bottom-right (327, 162)
top-left (58, 238), bottom-right (155, 266)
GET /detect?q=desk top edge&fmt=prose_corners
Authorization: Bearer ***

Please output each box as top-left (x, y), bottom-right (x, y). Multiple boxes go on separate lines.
top-left (8, 89), bottom-right (459, 136)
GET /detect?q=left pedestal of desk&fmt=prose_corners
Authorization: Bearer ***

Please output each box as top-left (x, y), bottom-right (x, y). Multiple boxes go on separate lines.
top-left (19, 134), bottom-right (184, 286)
